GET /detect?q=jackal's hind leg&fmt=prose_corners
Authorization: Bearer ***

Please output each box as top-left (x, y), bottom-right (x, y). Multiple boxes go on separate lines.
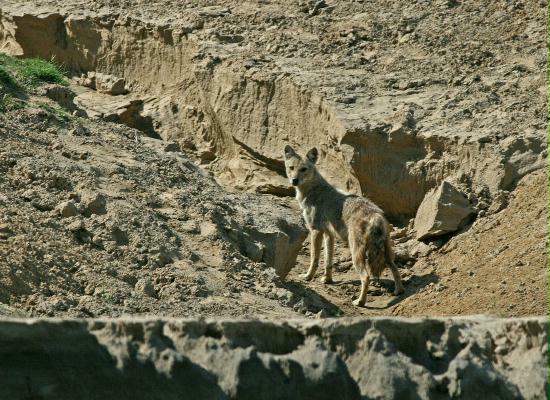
top-left (321, 234), bottom-right (334, 284)
top-left (302, 230), bottom-right (323, 281)
top-left (353, 272), bottom-right (370, 307)
top-left (389, 261), bottom-right (405, 295)
top-left (350, 237), bottom-right (369, 306)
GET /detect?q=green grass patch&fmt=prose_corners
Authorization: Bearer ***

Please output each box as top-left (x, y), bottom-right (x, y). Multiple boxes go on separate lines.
top-left (18, 58), bottom-right (67, 86)
top-left (0, 53), bottom-right (67, 88)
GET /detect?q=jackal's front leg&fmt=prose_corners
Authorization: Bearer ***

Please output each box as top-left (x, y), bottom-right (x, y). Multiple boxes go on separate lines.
top-left (321, 234), bottom-right (334, 284)
top-left (302, 230), bottom-right (323, 281)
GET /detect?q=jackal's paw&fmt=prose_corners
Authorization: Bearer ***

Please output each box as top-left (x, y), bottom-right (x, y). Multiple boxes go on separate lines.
top-left (393, 286), bottom-right (405, 296)
top-left (301, 273), bottom-right (314, 282)
top-left (352, 299), bottom-right (365, 307)
top-left (320, 276), bottom-right (333, 284)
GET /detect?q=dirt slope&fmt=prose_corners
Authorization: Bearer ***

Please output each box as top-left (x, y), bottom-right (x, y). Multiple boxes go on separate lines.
top-left (395, 170), bottom-right (549, 317)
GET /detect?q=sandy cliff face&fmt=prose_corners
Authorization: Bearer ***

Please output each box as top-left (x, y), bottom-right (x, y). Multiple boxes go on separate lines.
top-left (0, 0), bottom-right (547, 319)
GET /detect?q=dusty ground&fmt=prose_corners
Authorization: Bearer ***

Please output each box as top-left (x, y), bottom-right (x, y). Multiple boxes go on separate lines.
top-left (0, 0), bottom-right (547, 320)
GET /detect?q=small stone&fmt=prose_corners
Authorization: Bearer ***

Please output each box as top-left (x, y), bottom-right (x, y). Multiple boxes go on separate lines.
top-left (477, 200), bottom-right (489, 210)
top-left (21, 189), bottom-right (36, 201)
top-left (450, 266), bottom-right (458, 273)
top-left (149, 246), bottom-right (172, 267)
top-left (181, 220), bottom-right (200, 234)
top-left (477, 135), bottom-right (492, 143)
top-left (58, 200), bottom-right (79, 218)
top-left (391, 227), bottom-right (409, 240)
top-left (83, 194), bottom-right (107, 217)
top-left (398, 33), bottom-right (412, 43)
top-left (336, 95), bottom-right (357, 104)
top-left (0, 224), bottom-right (13, 240)
top-left (69, 125), bottom-right (90, 136)
top-left (135, 278), bottom-right (157, 298)
top-left (66, 220), bottom-right (85, 232)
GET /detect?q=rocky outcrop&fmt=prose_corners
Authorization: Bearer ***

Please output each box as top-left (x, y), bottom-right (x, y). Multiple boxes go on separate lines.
top-left (0, 316), bottom-right (547, 399)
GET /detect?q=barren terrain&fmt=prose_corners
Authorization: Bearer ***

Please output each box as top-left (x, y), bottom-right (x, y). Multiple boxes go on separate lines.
top-left (0, 1), bottom-right (548, 398)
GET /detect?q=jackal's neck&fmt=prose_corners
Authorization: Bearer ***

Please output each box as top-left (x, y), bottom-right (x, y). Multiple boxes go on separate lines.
top-left (296, 169), bottom-right (329, 202)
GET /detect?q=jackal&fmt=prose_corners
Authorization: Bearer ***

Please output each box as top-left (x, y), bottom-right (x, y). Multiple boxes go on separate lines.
top-left (284, 145), bottom-right (405, 307)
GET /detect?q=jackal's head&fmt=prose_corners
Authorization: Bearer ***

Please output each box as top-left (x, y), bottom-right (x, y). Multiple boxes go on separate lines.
top-left (283, 145), bottom-right (318, 187)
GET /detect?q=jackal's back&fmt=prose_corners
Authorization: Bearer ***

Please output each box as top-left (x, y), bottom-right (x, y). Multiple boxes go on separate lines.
top-left (344, 196), bottom-right (391, 278)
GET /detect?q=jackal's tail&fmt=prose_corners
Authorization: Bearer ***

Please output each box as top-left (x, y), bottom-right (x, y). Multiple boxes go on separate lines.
top-left (365, 214), bottom-right (393, 278)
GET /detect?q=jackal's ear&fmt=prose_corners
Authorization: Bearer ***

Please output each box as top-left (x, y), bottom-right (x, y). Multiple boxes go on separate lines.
top-left (306, 147), bottom-right (318, 164)
top-left (284, 145), bottom-right (296, 159)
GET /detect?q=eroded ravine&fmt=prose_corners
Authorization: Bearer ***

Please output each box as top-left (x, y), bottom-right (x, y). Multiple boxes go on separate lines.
top-left (1, 4), bottom-right (546, 222)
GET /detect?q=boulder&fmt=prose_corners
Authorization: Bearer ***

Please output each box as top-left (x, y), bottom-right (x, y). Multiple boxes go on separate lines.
top-left (414, 181), bottom-right (475, 240)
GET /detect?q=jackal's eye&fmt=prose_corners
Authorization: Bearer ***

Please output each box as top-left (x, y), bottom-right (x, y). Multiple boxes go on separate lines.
top-left (299, 167), bottom-right (307, 173)
top-left (289, 166), bottom-right (295, 171)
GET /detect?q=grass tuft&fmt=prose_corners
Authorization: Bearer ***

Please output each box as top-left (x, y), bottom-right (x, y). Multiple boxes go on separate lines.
top-left (0, 53), bottom-right (69, 114)
top-left (0, 53), bottom-right (67, 88)
top-left (18, 58), bottom-right (67, 86)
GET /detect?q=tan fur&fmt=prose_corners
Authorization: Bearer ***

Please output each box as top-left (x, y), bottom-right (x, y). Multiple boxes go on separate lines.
top-left (284, 145), bottom-right (405, 307)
